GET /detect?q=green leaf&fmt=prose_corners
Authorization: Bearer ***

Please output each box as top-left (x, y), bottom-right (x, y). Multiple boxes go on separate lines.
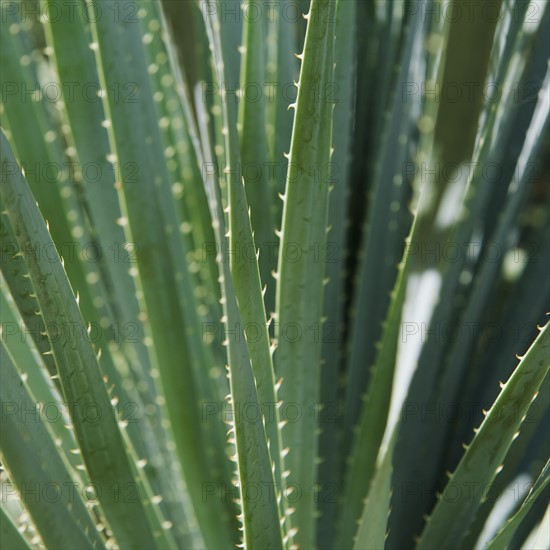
top-left (0, 10), bottom-right (120, 370)
top-left (528, 504), bottom-right (550, 550)
top-left (336, 5), bottom-right (448, 546)
top-left (0, 506), bottom-right (31, 550)
top-left (387, 8), bottom-right (549, 545)
top-left (274, 0), bottom-right (337, 546)
top-left (85, 1), bottom-right (234, 545)
top-left (0, 130), bottom-right (168, 549)
top-left (40, 0), bottom-right (153, 394)
top-left (343, 4), bottom-right (419, 449)
top-left (200, 2), bottom-right (285, 546)
top-left (417, 321), bottom-right (550, 549)
top-left (238, 0), bottom-right (276, 313)
top-left (353, 430), bottom-right (397, 550)
top-left (207, 0), bottom-right (286, 495)
top-left (266, 0), bottom-right (299, 219)
top-left (0, 214), bottom-right (58, 386)
top-left (139, 0), bottom-right (222, 334)
top-left (486, 459), bottom-right (550, 550)
top-left (0, 279), bottom-right (84, 480)
top-left (317, 0), bottom-right (357, 542)
top-left (0, 341), bottom-right (104, 549)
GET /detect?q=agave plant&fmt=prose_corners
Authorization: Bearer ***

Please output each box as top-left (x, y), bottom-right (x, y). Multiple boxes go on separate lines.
top-left (0, 0), bottom-right (549, 548)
